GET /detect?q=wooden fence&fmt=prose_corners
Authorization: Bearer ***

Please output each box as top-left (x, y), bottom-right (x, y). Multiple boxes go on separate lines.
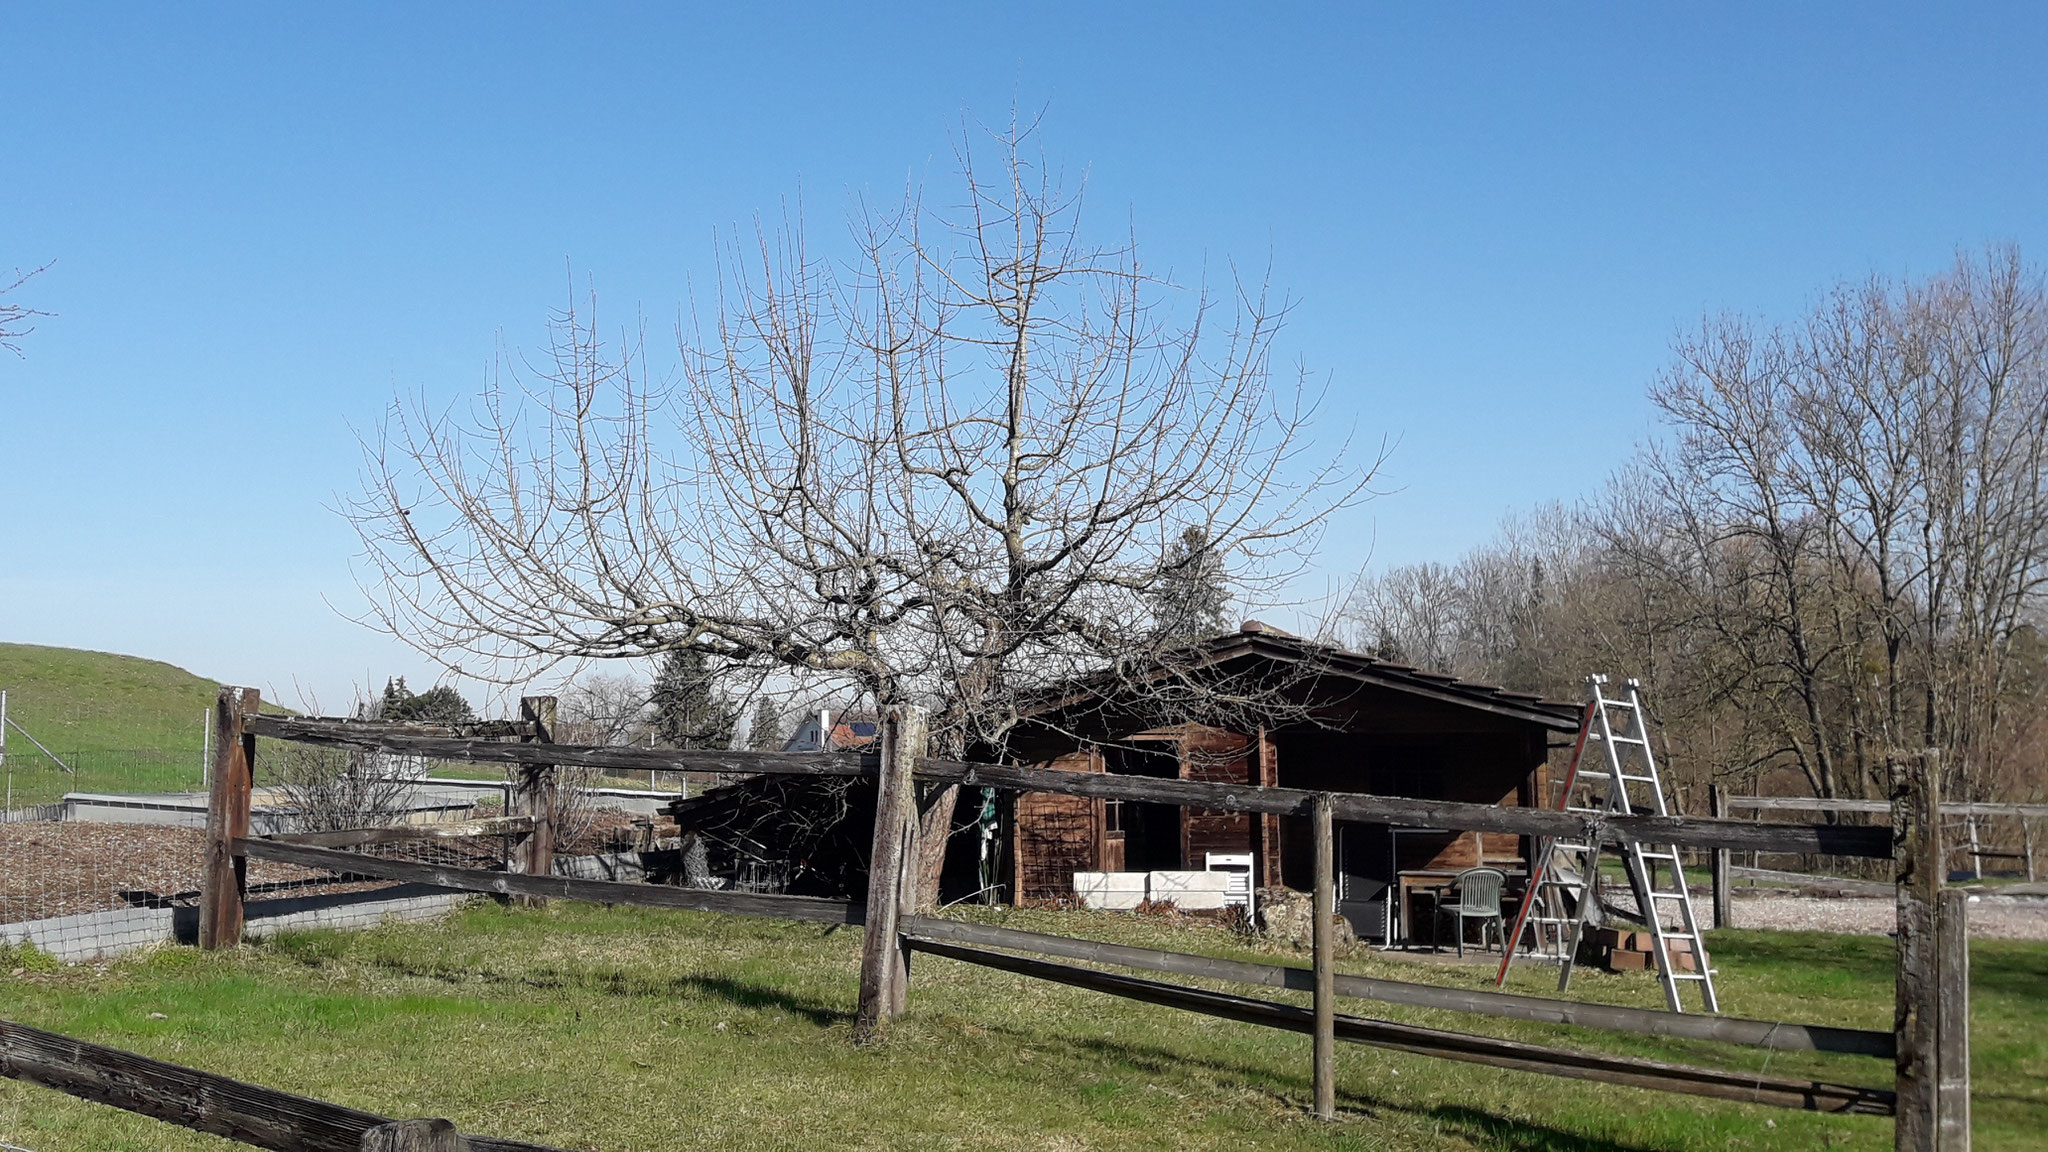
top-left (1718, 790), bottom-right (2046, 885)
top-left (4, 687), bottom-right (1974, 1150)
top-left (0, 1016), bottom-right (566, 1151)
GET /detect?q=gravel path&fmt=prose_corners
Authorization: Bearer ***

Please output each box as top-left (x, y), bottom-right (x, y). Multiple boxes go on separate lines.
top-left (1721, 891), bottom-right (2048, 939)
top-left (1605, 887), bottom-right (2048, 939)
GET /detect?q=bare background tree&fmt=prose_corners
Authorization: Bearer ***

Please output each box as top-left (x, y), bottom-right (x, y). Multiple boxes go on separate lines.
top-left (350, 120), bottom-right (1374, 901)
top-left (1, 262), bottom-right (51, 356)
top-left (1336, 247), bottom-right (2048, 810)
top-left (558, 672), bottom-right (653, 747)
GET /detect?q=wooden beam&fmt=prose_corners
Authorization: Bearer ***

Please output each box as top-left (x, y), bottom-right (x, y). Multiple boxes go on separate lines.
top-left (200, 686), bottom-right (258, 950)
top-left (923, 758), bottom-right (1894, 859)
top-left (904, 939), bottom-right (1896, 1115)
top-left (1728, 866), bottom-right (1896, 898)
top-left (248, 714), bottom-right (871, 780)
top-left (855, 706), bottom-right (925, 1041)
top-left (1895, 752), bottom-right (1941, 1151)
top-left (254, 716), bottom-right (1888, 857)
top-left (0, 1017), bottom-right (564, 1152)
top-left (1311, 792), bottom-right (1336, 1119)
top-left (897, 916), bottom-right (1894, 1057)
top-left (1732, 796), bottom-right (2048, 818)
top-left (513, 697), bottom-right (557, 894)
top-left (267, 817), bottom-right (534, 850)
top-left (238, 837), bottom-right (860, 926)
top-left (1936, 887), bottom-right (1971, 1151)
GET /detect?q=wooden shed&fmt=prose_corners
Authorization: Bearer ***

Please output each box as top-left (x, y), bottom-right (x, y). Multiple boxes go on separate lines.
top-left (998, 623), bottom-right (1581, 943)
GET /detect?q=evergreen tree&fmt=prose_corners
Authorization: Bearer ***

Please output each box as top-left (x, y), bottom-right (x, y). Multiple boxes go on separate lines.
top-left (649, 649), bottom-right (737, 749)
top-left (1148, 525), bottom-right (1232, 643)
top-left (379, 677), bottom-right (475, 723)
top-left (748, 698), bottom-right (787, 751)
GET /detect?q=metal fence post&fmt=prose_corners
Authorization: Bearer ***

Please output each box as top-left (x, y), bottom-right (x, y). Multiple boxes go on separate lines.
top-left (199, 687), bottom-right (259, 950)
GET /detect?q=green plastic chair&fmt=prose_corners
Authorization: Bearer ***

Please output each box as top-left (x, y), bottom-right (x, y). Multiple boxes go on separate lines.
top-left (1436, 867), bottom-right (1508, 956)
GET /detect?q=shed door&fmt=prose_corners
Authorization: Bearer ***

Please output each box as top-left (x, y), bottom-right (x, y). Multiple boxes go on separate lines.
top-left (1337, 823), bottom-right (1391, 940)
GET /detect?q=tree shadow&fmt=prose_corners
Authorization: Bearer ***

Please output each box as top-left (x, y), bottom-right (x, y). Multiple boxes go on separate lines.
top-left (1424, 1105), bottom-right (1673, 1152)
top-left (1966, 940), bottom-right (2048, 1000)
top-left (1020, 1029), bottom-right (1666, 1151)
top-left (326, 950), bottom-right (852, 1027)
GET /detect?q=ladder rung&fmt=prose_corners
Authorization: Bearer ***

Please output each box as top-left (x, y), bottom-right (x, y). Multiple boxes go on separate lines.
top-left (1635, 851), bottom-right (1680, 862)
top-left (1649, 891), bottom-right (1690, 900)
top-left (1607, 735), bottom-right (1649, 746)
top-left (1618, 773), bottom-right (1659, 783)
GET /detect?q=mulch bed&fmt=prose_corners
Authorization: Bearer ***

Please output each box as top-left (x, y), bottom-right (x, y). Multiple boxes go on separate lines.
top-left (1, 803), bottom-right (660, 923)
top-left (0, 823), bottom-right (370, 922)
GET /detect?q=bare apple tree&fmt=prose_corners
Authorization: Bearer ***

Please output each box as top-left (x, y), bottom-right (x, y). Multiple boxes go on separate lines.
top-left (349, 122), bottom-right (1375, 901)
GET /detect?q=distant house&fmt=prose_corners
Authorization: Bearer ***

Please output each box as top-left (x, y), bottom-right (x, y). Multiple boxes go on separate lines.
top-left (780, 710), bottom-right (881, 753)
top-left (996, 622), bottom-right (1580, 942)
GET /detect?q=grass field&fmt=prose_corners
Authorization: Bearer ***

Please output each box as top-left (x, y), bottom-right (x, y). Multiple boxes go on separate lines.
top-left (2, 904), bottom-right (2041, 1151)
top-left (0, 643), bottom-right (229, 806)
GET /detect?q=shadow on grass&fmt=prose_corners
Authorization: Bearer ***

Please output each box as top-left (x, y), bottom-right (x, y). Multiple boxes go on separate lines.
top-left (1034, 1030), bottom-right (1664, 1152)
top-left (315, 950), bottom-right (853, 1028)
top-left (1426, 1105), bottom-right (1669, 1152)
top-left (1969, 940), bottom-right (2048, 1000)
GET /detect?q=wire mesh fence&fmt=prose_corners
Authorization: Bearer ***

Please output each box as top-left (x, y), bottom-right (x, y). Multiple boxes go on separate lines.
top-left (0, 704), bottom-right (690, 960)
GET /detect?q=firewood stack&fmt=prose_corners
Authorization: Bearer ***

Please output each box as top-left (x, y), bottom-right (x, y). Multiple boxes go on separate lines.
top-left (1591, 927), bottom-right (1697, 973)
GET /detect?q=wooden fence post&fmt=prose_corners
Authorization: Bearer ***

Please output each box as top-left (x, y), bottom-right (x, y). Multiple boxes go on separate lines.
top-left (1894, 750), bottom-right (1941, 1151)
top-left (1312, 791), bottom-right (1336, 1120)
top-left (1936, 887), bottom-right (1971, 1150)
top-left (1711, 784), bottom-right (1732, 930)
top-left (855, 705), bottom-right (925, 1041)
top-left (2025, 819), bottom-right (2037, 883)
top-left (362, 1118), bottom-right (471, 1151)
top-left (198, 687), bottom-right (259, 950)
top-left (514, 696), bottom-right (557, 898)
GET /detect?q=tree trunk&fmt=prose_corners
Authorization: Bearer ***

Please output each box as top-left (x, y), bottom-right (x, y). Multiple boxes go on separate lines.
top-left (914, 783), bottom-right (960, 911)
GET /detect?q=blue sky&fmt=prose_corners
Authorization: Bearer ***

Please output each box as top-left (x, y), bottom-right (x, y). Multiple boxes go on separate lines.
top-left (3, 5), bottom-right (2044, 708)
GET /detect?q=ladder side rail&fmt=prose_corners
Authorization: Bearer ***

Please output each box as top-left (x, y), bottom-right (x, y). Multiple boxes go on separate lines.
top-left (1623, 680), bottom-right (1673, 818)
top-left (1624, 841), bottom-right (1687, 1013)
top-left (1496, 699), bottom-right (1600, 986)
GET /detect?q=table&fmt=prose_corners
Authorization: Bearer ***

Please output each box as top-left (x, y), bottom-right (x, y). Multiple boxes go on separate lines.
top-left (1398, 869), bottom-right (1529, 951)
top-left (1396, 871), bottom-right (1461, 948)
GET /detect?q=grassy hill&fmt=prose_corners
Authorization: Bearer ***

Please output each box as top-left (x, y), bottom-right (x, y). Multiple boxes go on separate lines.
top-left (0, 643), bottom-right (222, 805)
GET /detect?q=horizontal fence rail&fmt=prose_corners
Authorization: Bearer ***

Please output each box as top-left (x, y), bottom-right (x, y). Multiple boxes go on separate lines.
top-left (247, 716), bottom-right (1893, 858)
top-left (0, 1017), bottom-right (566, 1152)
top-left (240, 835), bottom-right (1892, 1059)
top-left (903, 917), bottom-right (1894, 1058)
top-left (1729, 866), bottom-right (1895, 898)
top-left (237, 838), bottom-right (862, 926)
top-left (265, 816), bottom-right (535, 851)
top-left (905, 939), bottom-right (1896, 1115)
top-left (1730, 796), bottom-right (2048, 818)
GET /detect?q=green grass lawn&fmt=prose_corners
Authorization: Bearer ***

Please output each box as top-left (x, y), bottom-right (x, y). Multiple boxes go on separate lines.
top-left (0, 643), bottom-right (227, 806)
top-left (2, 905), bottom-right (2041, 1151)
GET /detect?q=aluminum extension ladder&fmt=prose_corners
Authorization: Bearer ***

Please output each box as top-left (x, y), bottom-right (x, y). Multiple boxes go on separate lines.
top-left (1496, 676), bottom-right (1720, 1014)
